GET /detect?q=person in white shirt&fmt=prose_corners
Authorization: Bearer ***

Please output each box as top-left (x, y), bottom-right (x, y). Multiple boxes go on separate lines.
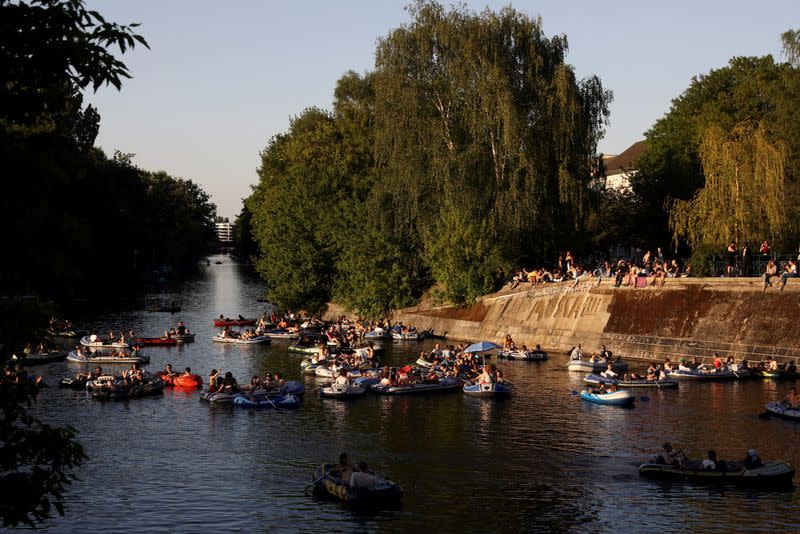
top-left (601, 363), bottom-right (617, 379)
top-left (334, 370), bottom-right (350, 387)
top-left (570, 344), bottom-right (583, 360)
top-left (701, 450), bottom-right (718, 470)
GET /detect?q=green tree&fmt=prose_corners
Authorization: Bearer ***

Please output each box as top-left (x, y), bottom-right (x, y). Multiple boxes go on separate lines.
top-left (668, 120), bottom-right (788, 246)
top-left (0, 300), bottom-right (86, 527)
top-left (371, 1), bottom-right (611, 300)
top-left (634, 50), bottom-right (800, 249)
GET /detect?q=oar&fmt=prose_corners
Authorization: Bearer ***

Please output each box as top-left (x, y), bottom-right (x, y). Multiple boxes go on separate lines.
top-left (304, 469), bottom-right (332, 491)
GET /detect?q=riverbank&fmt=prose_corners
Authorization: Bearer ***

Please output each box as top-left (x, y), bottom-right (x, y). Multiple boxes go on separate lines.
top-left (334, 277), bottom-right (800, 364)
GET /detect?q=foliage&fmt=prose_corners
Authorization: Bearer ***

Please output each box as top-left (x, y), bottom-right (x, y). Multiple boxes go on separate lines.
top-left (634, 52), bottom-right (800, 249)
top-left (0, 300), bottom-right (86, 527)
top-left (232, 203), bottom-right (258, 262)
top-left (668, 121), bottom-right (788, 246)
top-left (245, 1), bottom-right (611, 308)
top-left (782, 29), bottom-right (800, 67)
top-left (687, 242), bottom-right (720, 277)
top-left (0, 0), bottom-right (148, 127)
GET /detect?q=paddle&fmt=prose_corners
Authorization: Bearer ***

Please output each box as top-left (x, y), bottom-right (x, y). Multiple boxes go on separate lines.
top-left (304, 469), bottom-right (332, 491)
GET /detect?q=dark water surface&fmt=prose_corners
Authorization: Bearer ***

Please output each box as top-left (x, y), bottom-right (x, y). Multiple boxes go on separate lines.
top-left (22, 256), bottom-right (800, 533)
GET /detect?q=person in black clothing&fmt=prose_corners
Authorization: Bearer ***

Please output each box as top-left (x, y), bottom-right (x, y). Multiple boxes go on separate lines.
top-left (741, 243), bottom-right (752, 277)
top-left (725, 242), bottom-right (737, 276)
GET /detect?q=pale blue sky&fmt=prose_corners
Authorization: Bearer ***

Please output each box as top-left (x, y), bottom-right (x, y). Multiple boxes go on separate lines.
top-left (84, 1), bottom-right (800, 219)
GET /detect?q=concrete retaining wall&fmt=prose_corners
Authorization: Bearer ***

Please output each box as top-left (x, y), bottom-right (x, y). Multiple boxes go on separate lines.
top-left (387, 278), bottom-right (800, 364)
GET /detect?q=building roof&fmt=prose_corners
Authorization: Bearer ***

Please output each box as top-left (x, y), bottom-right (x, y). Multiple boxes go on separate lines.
top-left (604, 140), bottom-right (648, 175)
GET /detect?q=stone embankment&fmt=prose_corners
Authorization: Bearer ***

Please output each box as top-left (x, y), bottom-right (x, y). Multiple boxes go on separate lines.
top-left (383, 278), bottom-right (800, 364)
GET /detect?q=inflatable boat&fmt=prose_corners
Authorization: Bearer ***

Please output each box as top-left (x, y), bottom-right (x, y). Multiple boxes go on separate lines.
top-left (312, 463), bottom-right (402, 503)
top-left (156, 372), bottom-right (204, 389)
top-left (212, 334), bottom-right (270, 345)
top-left (67, 350), bottom-right (150, 364)
top-left (364, 329), bottom-right (389, 339)
top-left (172, 333), bottom-right (196, 343)
top-left (320, 383), bottom-right (367, 399)
top-left (23, 351), bottom-right (66, 364)
top-left (765, 401), bottom-right (800, 420)
top-left (59, 376), bottom-right (87, 389)
top-left (232, 393), bottom-right (300, 408)
top-left (80, 336), bottom-right (130, 349)
top-left (498, 349), bottom-right (548, 361)
top-left (261, 329), bottom-right (299, 340)
top-left (213, 318), bottom-right (256, 327)
top-left (134, 337), bottom-right (178, 347)
top-left (391, 331), bottom-right (425, 341)
top-left (200, 390), bottom-right (244, 403)
top-left (756, 369), bottom-right (798, 380)
top-left (463, 381), bottom-right (512, 398)
top-left (579, 389), bottom-right (635, 406)
top-left (639, 460), bottom-right (795, 485)
top-left (90, 377), bottom-right (164, 400)
top-left (567, 359), bottom-right (629, 373)
top-left (584, 373), bottom-right (678, 389)
top-left (369, 377), bottom-right (461, 395)
top-left (668, 369), bottom-right (737, 381)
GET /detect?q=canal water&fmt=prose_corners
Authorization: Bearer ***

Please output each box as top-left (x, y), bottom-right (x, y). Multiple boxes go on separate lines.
top-left (26, 256), bottom-right (800, 533)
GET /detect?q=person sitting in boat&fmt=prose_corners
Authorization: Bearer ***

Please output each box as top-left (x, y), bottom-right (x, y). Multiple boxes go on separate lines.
top-left (349, 461), bottom-right (385, 490)
top-left (162, 364), bottom-right (178, 378)
top-left (601, 364), bottom-right (618, 379)
top-left (208, 369), bottom-right (222, 392)
top-left (768, 357), bottom-right (780, 371)
top-left (495, 369), bottom-right (509, 384)
top-left (788, 360), bottom-right (797, 374)
top-left (334, 369), bottom-right (351, 388)
top-left (176, 321), bottom-right (186, 335)
top-left (503, 335), bottom-right (515, 350)
top-left (424, 369), bottom-right (439, 384)
top-left (658, 443), bottom-right (686, 466)
top-left (677, 358), bottom-right (692, 372)
top-left (783, 387), bottom-right (800, 408)
top-left (273, 372), bottom-right (285, 389)
top-left (702, 450), bottom-right (718, 471)
top-left (569, 344), bottom-right (583, 361)
top-left (245, 375), bottom-right (261, 392)
top-left (478, 364), bottom-right (496, 384)
top-left (743, 449), bottom-right (762, 469)
top-left (218, 372), bottom-right (240, 394)
top-left (330, 452), bottom-right (359, 483)
top-left (713, 354), bottom-right (723, 370)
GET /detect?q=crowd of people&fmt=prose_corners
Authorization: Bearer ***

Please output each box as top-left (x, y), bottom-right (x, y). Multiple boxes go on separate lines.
top-left (508, 242), bottom-right (800, 291)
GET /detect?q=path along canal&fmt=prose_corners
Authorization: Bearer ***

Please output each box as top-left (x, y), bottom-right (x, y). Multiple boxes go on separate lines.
top-left (27, 256), bottom-right (800, 533)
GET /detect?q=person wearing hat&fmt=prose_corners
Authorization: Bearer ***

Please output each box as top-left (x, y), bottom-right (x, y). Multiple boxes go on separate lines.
top-left (743, 449), bottom-right (762, 469)
top-left (677, 358), bottom-right (692, 372)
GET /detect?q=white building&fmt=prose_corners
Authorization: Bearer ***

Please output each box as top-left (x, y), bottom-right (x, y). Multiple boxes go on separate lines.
top-left (604, 140), bottom-right (648, 191)
top-left (215, 222), bottom-right (233, 242)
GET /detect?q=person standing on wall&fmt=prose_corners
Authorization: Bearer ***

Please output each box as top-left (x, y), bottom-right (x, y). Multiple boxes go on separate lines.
top-left (742, 243), bottom-right (752, 277)
top-left (725, 242), bottom-right (737, 277)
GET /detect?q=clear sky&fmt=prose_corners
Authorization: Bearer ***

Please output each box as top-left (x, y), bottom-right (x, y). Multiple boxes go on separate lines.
top-left (84, 0), bottom-right (800, 219)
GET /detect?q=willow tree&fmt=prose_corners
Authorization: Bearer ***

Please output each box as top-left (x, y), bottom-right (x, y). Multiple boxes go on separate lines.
top-left (668, 120), bottom-right (788, 247)
top-left (371, 0), bottom-right (611, 301)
